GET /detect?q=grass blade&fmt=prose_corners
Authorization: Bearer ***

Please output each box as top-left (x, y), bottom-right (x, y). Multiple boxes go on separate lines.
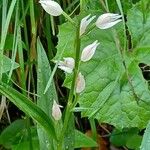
top-left (37, 38), bottom-right (58, 149)
top-left (0, 81), bottom-right (57, 141)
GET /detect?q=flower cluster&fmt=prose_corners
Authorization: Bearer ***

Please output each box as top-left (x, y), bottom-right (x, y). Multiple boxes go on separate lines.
top-left (39, 1), bottom-right (122, 121)
top-left (56, 12), bottom-right (121, 93)
top-left (39, 0), bottom-right (122, 30)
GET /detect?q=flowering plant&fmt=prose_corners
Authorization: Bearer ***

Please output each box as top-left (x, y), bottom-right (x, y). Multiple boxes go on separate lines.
top-left (1, 0), bottom-right (150, 150)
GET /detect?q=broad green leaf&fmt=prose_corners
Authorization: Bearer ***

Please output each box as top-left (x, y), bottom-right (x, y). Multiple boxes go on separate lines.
top-left (127, 1), bottom-right (150, 48)
top-left (86, 0), bottom-right (102, 11)
top-left (2, 55), bottom-right (19, 73)
top-left (140, 121), bottom-right (150, 150)
top-left (107, 0), bottom-right (133, 13)
top-left (0, 119), bottom-right (40, 150)
top-left (126, 134), bottom-right (142, 150)
top-left (74, 130), bottom-right (98, 148)
top-left (55, 11), bottom-right (150, 129)
top-left (12, 127), bottom-right (40, 150)
top-left (0, 82), bottom-right (57, 140)
top-left (132, 47), bottom-right (150, 65)
top-left (37, 38), bottom-right (58, 150)
top-left (12, 139), bottom-right (39, 150)
top-left (110, 128), bottom-right (139, 147)
top-left (0, 119), bottom-right (26, 148)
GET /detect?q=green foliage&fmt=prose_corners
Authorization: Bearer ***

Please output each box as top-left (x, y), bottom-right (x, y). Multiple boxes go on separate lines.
top-left (0, 119), bottom-right (26, 148)
top-left (0, 82), bottom-right (57, 140)
top-left (12, 139), bottom-right (39, 150)
top-left (126, 134), bottom-right (142, 150)
top-left (55, 3), bottom-right (150, 129)
top-left (2, 55), bottom-right (19, 73)
top-left (140, 121), bottom-right (150, 150)
top-left (2, 0), bottom-right (150, 149)
top-left (127, 1), bottom-right (150, 48)
top-left (74, 130), bottom-right (98, 148)
top-left (0, 119), bottom-right (39, 150)
top-left (110, 128), bottom-right (142, 149)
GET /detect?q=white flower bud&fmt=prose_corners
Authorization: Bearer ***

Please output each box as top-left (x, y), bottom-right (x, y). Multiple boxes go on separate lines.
top-left (52, 100), bottom-right (62, 121)
top-left (81, 40), bottom-right (100, 62)
top-left (39, 0), bottom-right (63, 16)
top-left (96, 13), bottom-right (122, 29)
top-left (76, 72), bottom-right (85, 93)
top-left (80, 14), bottom-right (96, 36)
top-left (57, 57), bottom-right (75, 73)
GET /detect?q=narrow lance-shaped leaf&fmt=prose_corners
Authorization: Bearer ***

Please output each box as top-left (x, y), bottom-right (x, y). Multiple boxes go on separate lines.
top-left (0, 82), bottom-right (57, 140)
top-left (37, 38), bottom-right (58, 149)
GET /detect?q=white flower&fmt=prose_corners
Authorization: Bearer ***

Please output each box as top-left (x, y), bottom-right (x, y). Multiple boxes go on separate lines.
top-left (52, 100), bottom-right (62, 121)
top-left (39, 0), bottom-right (63, 16)
top-left (96, 13), bottom-right (122, 29)
top-left (76, 72), bottom-right (85, 93)
top-left (81, 40), bottom-right (100, 62)
top-left (57, 57), bottom-right (75, 73)
top-left (80, 14), bottom-right (96, 36)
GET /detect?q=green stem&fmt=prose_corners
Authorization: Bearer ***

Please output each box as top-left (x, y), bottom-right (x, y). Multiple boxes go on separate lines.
top-left (0, 0), bottom-right (17, 80)
top-left (57, 24), bottom-right (81, 149)
top-left (99, 0), bottom-right (108, 11)
top-left (80, 0), bottom-right (83, 11)
top-left (68, 29), bottom-right (81, 104)
top-left (7, 0), bottom-right (19, 82)
top-left (89, 118), bottom-right (97, 150)
top-left (71, 94), bottom-right (79, 109)
top-left (115, 0), bottom-right (127, 53)
top-left (105, 0), bottom-right (109, 11)
top-left (29, 0), bottom-right (36, 35)
top-left (62, 11), bottom-right (76, 26)
top-left (21, 0), bottom-right (29, 50)
top-left (89, 119), bottom-right (97, 141)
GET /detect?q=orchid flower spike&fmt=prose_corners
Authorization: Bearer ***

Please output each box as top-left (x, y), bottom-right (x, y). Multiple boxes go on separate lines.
top-left (96, 13), bottom-right (122, 29)
top-left (80, 14), bottom-right (96, 36)
top-left (76, 72), bottom-right (85, 93)
top-left (57, 57), bottom-right (75, 73)
top-left (81, 40), bottom-right (100, 62)
top-left (39, 0), bottom-right (63, 16)
top-left (52, 100), bottom-right (62, 121)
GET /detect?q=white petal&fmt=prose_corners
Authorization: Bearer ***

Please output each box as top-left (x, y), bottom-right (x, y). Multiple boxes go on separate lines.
top-left (58, 65), bottom-right (73, 73)
top-left (96, 13), bottom-right (122, 29)
top-left (57, 57), bottom-right (75, 73)
top-left (63, 57), bottom-right (75, 69)
top-left (81, 40), bottom-right (100, 62)
top-left (76, 72), bottom-right (85, 93)
top-left (39, 0), bottom-right (63, 16)
top-left (97, 19), bottom-right (122, 29)
top-left (52, 100), bottom-right (62, 121)
top-left (80, 14), bottom-right (96, 36)
top-left (80, 15), bottom-right (91, 36)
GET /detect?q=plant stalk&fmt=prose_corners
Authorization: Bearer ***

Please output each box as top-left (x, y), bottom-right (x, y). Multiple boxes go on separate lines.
top-left (57, 24), bottom-right (81, 149)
